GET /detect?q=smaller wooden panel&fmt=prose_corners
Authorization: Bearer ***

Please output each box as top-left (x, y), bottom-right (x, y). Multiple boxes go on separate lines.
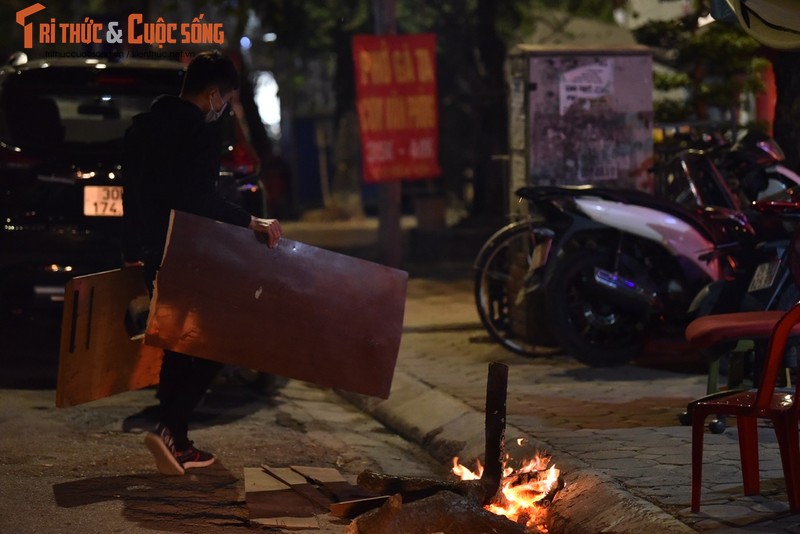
top-left (144, 210), bottom-right (408, 398)
top-left (56, 268), bottom-right (163, 407)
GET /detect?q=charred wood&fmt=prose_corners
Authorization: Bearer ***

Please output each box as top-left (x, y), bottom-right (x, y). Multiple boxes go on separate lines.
top-left (345, 491), bottom-right (526, 534)
top-left (356, 470), bottom-right (490, 504)
top-left (483, 362), bottom-right (508, 504)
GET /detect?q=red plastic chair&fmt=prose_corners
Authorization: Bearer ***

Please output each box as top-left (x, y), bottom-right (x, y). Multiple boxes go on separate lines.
top-left (685, 228), bottom-right (800, 424)
top-left (688, 301), bottom-right (800, 512)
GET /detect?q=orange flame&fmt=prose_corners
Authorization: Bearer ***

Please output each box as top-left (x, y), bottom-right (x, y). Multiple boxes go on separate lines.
top-left (451, 456), bottom-right (483, 480)
top-left (452, 451), bottom-right (560, 532)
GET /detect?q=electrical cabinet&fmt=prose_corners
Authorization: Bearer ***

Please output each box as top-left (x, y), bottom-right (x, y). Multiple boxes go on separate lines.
top-left (508, 45), bottom-right (653, 214)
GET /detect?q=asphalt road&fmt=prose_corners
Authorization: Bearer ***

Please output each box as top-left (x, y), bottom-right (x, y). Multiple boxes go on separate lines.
top-left (0, 293), bottom-right (447, 534)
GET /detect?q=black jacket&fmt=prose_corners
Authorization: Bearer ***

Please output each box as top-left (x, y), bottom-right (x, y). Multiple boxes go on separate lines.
top-left (122, 95), bottom-right (251, 265)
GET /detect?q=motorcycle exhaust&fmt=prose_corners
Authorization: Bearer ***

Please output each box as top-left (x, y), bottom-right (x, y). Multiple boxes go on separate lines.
top-left (592, 268), bottom-right (658, 315)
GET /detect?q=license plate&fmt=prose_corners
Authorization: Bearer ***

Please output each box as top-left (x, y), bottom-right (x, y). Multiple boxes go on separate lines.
top-left (748, 259), bottom-right (780, 292)
top-left (83, 185), bottom-right (123, 217)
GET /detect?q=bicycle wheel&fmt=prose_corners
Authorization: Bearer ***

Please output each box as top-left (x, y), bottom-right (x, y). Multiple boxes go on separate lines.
top-left (474, 220), bottom-right (558, 356)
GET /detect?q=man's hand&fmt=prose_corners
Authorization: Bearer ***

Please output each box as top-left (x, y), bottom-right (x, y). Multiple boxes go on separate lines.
top-left (249, 216), bottom-right (282, 248)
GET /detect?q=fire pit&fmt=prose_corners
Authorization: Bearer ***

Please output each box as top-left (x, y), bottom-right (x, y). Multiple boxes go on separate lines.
top-left (453, 446), bottom-right (561, 531)
top-left (345, 362), bottom-right (563, 533)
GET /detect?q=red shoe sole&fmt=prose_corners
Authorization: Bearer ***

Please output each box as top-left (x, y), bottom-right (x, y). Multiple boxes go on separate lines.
top-left (144, 432), bottom-right (185, 476)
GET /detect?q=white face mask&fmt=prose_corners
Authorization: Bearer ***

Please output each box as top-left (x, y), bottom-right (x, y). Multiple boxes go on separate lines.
top-left (205, 92), bottom-right (227, 122)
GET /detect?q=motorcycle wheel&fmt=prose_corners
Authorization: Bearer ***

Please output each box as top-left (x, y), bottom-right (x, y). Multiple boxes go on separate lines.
top-left (473, 220), bottom-right (558, 356)
top-left (545, 249), bottom-right (646, 366)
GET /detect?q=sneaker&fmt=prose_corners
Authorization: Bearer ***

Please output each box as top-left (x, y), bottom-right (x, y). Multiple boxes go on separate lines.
top-left (144, 425), bottom-right (185, 476)
top-left (176, 443), bottom-right (216, 469)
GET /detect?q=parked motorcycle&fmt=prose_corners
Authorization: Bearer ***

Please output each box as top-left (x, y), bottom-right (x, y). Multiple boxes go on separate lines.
top-left (690, 186), bottom-right (800, 371)
top-left (669, 133), bottom-right (800, 321)
top-left (691, 197), bottom-right (800, 320)
top-left (474, 131), bottom-right (800, 366)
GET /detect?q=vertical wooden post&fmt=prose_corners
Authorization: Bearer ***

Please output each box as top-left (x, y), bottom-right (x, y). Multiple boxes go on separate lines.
top-left (482, 361), bottom-right (508, 504)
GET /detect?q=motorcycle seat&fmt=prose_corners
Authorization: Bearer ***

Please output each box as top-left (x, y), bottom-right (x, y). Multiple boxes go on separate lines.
top-left (516, 185), bottom-right (732, 244)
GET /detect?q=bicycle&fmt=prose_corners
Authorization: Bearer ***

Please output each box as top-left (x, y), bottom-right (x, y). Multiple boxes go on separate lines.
top-left (473, 218), bottom-right (558, 356)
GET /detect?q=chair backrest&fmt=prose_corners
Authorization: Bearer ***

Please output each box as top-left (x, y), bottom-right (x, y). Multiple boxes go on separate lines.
top-left (754, 302), bottom-right (800, 411)
top-left (756, 227), bottom-right (800, 411)
top-left (791, 226), bottom-right (800, 291)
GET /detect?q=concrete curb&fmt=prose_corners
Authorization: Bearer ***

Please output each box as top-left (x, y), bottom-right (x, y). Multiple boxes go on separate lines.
top-left (339, 369), bottom-right (694, 534)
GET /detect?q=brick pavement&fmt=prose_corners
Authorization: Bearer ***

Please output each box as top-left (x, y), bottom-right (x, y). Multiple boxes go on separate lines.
top-left (345, 275), bottom-right (800, 533)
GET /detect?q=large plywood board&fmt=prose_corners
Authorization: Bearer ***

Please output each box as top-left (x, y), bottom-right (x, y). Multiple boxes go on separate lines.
top-left (144, 210), bottom-right (407, 399)
top-left (57, 268), bottom-right (163, 407)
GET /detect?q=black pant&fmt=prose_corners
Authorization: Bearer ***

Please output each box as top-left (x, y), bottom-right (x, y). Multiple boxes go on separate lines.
top-left (144, 260), bottom-right (222, 451)
top-left (157, 350), bottom-right (223, 450)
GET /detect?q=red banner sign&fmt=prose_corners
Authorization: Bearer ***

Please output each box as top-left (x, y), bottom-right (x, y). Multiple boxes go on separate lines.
top-left (352, 33), bottom-right (441, 183)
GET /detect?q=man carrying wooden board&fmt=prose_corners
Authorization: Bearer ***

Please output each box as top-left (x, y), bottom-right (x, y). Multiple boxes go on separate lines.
top-left (123, 50), bottom-right (282, 476)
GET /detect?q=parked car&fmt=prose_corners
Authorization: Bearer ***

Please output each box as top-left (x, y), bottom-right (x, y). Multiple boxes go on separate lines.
top-left (0, 57), bottom-right (263, 314)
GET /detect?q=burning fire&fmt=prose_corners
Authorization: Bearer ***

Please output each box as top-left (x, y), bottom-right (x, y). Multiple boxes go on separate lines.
top-left (452, 442), bottom-right (561, 532)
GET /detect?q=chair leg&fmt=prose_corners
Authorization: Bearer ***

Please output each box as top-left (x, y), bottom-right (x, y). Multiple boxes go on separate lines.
top-left (737, 416), bottom-right (760, 496)
top-left (691, 410), bottom-right (708, 512)
top-left (773, 416), bottom-right (800, 511)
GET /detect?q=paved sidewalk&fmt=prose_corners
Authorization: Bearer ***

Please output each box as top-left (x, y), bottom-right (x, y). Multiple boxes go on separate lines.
top-left (344, 275), bottom-right (800, 533)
